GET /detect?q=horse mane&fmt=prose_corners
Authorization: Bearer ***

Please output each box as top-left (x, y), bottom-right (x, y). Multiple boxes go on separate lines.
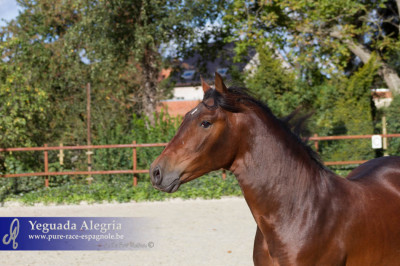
top-left (203, 86), bottom-right (327, 170)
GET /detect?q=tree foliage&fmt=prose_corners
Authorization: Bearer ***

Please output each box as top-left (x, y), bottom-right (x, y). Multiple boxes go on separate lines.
top-left (222, 0), bottom-right (400, 167)
top-left (245, 48), bottom-right (299, 116)
top-left (0, 0), bottom-right (225, 146)
top-left (224, 0), bottom-right (400, 94)
top-left (385, 95), bottom-right (400, 155)
top-left (245, 47), bottom-right (380, 164)
top-left (0, 58), bottom-right (49, 148)
top-left (314, 57), bottom-right (379, 163)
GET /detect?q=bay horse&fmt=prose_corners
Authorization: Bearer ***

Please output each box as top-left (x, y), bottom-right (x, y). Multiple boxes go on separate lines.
top-left (150, 73), bottom-right (400, 265)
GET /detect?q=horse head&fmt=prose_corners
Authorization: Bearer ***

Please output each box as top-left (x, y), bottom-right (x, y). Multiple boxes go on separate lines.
top-left (150, 73), bottom-right (243, 193)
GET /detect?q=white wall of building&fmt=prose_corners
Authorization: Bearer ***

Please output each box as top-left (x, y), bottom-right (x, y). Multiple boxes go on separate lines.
top-left (172, 86), bottom-right (203, 100)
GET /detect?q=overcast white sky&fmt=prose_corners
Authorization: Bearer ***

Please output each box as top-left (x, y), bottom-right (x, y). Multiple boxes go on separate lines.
top-left (0, 0), bottom-right (20, 26)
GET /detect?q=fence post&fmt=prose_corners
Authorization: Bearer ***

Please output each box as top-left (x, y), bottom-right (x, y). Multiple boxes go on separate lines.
top-left (313, 133), bottom-right (319, 152)
top-left (57, 143), bottom-right (64, 165)
top-left (86, 83), bottom-right (93, 185)
top-left (86, 149), bottom-right (93, 185)
top-left (133, 141), bottom-right (137, 186)
top-left (222, 170), bottom-right (226, 180)
top-left (44, 144), bottom-right (49, 188)
top-left (382, 115), bottom-right (389, 156)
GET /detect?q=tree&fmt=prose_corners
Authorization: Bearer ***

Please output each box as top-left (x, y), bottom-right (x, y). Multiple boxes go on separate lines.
top-left (224, 0), bottom-right (400, 95)
top-left (245, 48), bottom-right (301, 117)
top-left (1, 0), bottom-right (92, 145)
top-left (1, 0), bottom-right (226, 138)
top-left (244, 44), bottom-right (379, 164)
top-left (0, 59), bottom-right (49, 149)
top-left (314, 56), bottom-right (379, 162)
top-left (0, 41), bottom-right (51, 196)
top-left (67, 0), bottom-right (226, 124)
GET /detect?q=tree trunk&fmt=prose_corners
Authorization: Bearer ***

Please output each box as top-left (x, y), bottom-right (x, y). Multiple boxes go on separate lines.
top-left (141, 48), bottom-right (160, 126)
top-left (397, 0), bottom-right (400, 27)
top-left (379, 62), bottom-right (400, 95)
top-left (331, 31), bottom-right (400, 95)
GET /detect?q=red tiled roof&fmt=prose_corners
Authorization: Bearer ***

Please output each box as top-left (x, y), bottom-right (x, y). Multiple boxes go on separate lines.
top-left (372, 90), bottom-right (392, 99)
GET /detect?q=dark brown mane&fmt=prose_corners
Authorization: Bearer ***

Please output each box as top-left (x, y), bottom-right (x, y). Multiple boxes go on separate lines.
top-left (203, 85), bottom-right (327, 171)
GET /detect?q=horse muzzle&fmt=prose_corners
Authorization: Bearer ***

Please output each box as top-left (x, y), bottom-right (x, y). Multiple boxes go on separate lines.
top-left (150, 165), bottom-right (182, 193)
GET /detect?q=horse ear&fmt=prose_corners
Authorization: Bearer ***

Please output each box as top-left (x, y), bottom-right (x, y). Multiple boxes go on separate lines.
top-left (214, 72), bottom-right (228, 94)
top-left (201, 76), bottom-right (211, 93)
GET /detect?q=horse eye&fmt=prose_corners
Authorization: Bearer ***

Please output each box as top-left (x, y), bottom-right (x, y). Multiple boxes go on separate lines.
top-left (200, 121), bottom-right (212, 128)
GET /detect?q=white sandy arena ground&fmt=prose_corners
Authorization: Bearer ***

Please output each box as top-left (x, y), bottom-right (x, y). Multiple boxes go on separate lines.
top-left (0, 197), bottom-right (256, 266)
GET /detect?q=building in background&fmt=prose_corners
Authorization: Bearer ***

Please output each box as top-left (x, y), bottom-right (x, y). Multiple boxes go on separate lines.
top-left (157, 43), bottom-right (257, 117)
top-left (372, 88), bottom-right (393, 109)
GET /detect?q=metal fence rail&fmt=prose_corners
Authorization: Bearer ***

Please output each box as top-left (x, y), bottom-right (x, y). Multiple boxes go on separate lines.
top-left (1, 133), bottom-right (400, 187)
top-left (0, 142), bottom-right (168, 187)
top-left (310, 133), bottom-right (400, 165)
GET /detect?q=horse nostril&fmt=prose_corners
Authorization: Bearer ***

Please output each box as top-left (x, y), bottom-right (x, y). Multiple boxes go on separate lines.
top-left (152, 167), bottom-right (162, 185)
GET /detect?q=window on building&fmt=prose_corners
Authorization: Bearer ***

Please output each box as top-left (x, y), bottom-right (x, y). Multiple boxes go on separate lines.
top-left (181, 70), bottom-right (196, 80)
top-left (216, 68), bottom-right (228, 77)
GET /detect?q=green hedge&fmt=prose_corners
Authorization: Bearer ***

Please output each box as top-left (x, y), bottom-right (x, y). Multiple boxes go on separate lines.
top-left (4, 172), bottom-right (242, 205)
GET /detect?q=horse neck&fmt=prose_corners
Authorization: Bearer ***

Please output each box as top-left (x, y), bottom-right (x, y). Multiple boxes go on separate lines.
top-left (230, 110), bottom-right (335, 222)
